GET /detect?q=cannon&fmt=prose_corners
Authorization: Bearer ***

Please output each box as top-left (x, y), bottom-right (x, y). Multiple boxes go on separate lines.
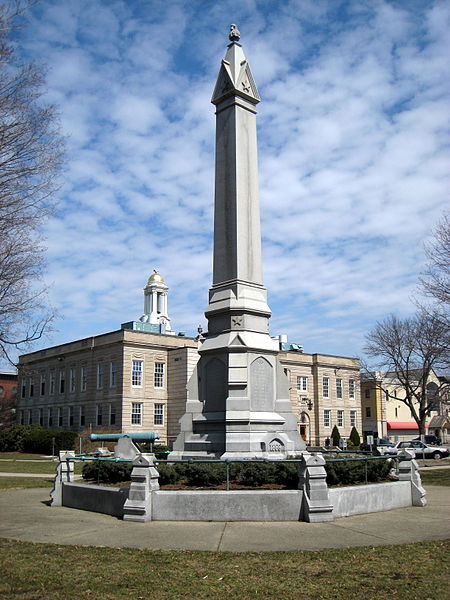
top-left (89, 432), bottom-right (160, 459)
top-left (90, 432), bottom-right (160, 442)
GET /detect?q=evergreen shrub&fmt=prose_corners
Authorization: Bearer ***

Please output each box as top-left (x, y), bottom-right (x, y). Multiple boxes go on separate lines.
top-left (0, 425), bottom-right (77, 454)
top-left (331, 425), bottom-right (341, 446)
top-left (349, 427), bottom-right (361, 447)
top-left (82, 460), bottom-right (132, 483)
top-left (325, 458), bottom-right (391, 486)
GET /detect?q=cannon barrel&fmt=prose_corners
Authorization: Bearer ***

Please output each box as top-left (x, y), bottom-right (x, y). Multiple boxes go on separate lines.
top-left (89, 432), bottom-right (160, 442)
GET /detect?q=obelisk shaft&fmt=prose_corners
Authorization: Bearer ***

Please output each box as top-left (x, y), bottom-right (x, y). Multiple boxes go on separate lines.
top-left (212, 94), bottom-right (262, 285)
top-left (206, 37), bottom-right (271, 333)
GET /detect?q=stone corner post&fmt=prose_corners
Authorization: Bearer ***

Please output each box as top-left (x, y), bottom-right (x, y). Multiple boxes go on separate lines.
top-left (397, 450), bottom-right (427, 507)
top-left (123, 454), bottom-right (160, 522)
top-left (50, 451), bottom-right (75, 506)
top-left (298, 452), bottom-right (333, 522)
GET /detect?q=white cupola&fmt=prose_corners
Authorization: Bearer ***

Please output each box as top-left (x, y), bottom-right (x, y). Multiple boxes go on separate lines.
top-left (140, 270), bottom-right (173, 333)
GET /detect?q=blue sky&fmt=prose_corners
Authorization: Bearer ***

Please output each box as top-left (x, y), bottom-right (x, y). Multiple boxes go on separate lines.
top-left (11, 0), bottom-right (450, 363)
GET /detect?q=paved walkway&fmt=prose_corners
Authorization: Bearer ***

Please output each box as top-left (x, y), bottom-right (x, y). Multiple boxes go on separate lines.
top-left (0, 486), bottom-right (448, 552)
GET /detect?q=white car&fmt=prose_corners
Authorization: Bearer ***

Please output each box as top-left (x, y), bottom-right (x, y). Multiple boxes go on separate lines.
top-left (388, 440), bottom-right (449, 460)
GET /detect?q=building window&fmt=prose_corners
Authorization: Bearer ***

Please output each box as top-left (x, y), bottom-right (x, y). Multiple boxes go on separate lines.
top-left (336, 378), bottom-right (343, 399)
top-left (324, 409), bottom-right (331, 427)
top-left (26, 409), bottom-right (32, 425)
top-left (337, 410), bottom-right (344, 427)
top-left (20, 410), bottom-right (24, 425)
top-left (132, 360), bottom-right (143, 387)
top-left (29, 378), bottom-right (34, 398)
top-left (21, 382), bottom-right (26, 399)
top-left (79, 405), bottom-right (85, 427)
top-left (110, 362), bottom-right (117, 388)
top-left (40, 375), bottom-right (46, 396)
top-left (323, 377), bottom-right (329, 398)
top-left (68, 406), bottom-right (74, 427)
top-left (81, 367), bottom-right (87, 392)
top-left (395, 407), bottom-right (398, 417)
top-left (58, 407), bottom-right (63, 427)
top-left (349, 379), bottom-right (355, 399)
top-left (48, 407), bottom-right (53, 427)
top-left (97, 363), bottom-right (104, 389)
top-left (70, 368), bottom-right (76, 393)
top-left (59, 370), bottom-right (65, 394)
top-left (365, 406), bottom-right (371, 418)
top-left (131, 402), bottom-right (142, 425)
top-left (110, 404), bottom-right (116, 426)
top-left (364, 388), bottom-right (370, 399)
top-left (96, 405), bottom-right (103, 426)
top-left (350, 410), bottom-right (357, 427)
top-left (39, 408), bottom-right (43, 426)
top-left (49, 371), bottom-right (55, 395)
top-left (296, 376), bottom-right (308, 392)
top-left (154, 403), bottom-right (164, 426)
top-left (154, 363), bottom-right (165, 388)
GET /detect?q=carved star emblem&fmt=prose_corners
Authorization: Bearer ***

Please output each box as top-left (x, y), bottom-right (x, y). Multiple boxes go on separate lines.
top-left (232, 316), bottom-right (243, 327)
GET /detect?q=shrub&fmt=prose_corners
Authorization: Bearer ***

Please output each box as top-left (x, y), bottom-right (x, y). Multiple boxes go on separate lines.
top-left (349, 427), bottom-right (361, 447)
top-left (325, 458), bottom-right (391, 486)
top-left (157, 463), bottom-right (184, 485)
top-left (184, 463), bottom-right (226, 487)
top-left (0, 425), bottom-right (77, 454)
top-left (82, 460), bottom-right (132, 484)
top-left (331, 425), bottom-right (341, 446)
top-left (153, 444), bottom-right (170, 460)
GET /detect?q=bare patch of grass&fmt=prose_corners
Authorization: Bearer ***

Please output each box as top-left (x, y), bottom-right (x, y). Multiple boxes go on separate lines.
top-left (0, 538), bottom-right (448, 599)
top-left (0, 477), bottom-right (53, 490)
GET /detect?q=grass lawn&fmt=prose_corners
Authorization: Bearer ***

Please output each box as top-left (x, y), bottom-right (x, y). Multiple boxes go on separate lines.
top-left (0, 538), bottom-right (448, 600)
top-left (420, 469), bottom-right (450, 486)
top-left (0, 477), bottom-right (53, 490)
top-left (0, 455), bottom-right (82, 475)
top-left (0, 452), bottom-right (55, 460)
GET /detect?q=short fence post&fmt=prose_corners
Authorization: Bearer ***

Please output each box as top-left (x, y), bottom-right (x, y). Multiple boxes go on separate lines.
top-left (298, 453), bottom-right (333, 522)
top-left (50, 451), bottom-right (75, 506)
top-left (397, 450), bottom-right (427, 507)
top-left (123, 454), bottom-right (160, 522)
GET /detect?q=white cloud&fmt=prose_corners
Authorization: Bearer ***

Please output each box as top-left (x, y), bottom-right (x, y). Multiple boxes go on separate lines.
top-left (8, 0), bottom-right (449, 366)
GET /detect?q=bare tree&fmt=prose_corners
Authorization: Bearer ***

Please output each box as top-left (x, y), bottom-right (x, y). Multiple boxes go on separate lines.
top-left (0, 2), bottom-right (64, 365)
top-left (419, 212), bottom-right (450, 308)
top-left (364, 311), bottom-right (450, 436)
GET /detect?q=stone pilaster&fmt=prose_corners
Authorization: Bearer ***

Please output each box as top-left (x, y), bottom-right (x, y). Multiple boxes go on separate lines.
top-left (123, 454), bottom-right (160, 522)
top-left (298, 452), bottom-right (333, 522)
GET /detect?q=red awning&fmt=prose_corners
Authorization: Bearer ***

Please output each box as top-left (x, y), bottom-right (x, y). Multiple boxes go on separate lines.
top-left (387, 422), bottom-right (429, 430)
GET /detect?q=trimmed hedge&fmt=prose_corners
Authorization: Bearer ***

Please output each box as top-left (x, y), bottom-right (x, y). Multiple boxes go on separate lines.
top-left (325, 458), bottom-right (392, 486)
top-left (0, 425), bottom-right (77, 454)
top-left (82, 460), bottom-right (132, 484)
top-left (79, 456), bottom-right (393, 488)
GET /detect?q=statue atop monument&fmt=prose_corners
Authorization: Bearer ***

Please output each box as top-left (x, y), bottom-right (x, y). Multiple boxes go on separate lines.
top-left (229, 23), bottom-right (241, 42)
top-left (170, 27), bottom-right (305, 459)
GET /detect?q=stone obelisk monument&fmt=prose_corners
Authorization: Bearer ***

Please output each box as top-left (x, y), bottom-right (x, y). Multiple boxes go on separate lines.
top-left (171, 25), bottom-right (305, 459)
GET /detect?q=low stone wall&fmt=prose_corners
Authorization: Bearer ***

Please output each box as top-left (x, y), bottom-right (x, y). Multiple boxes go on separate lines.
top-left (51, 451), bottom-right (426, 522)
top-left (329, 481), bottom-right (411, 518)
top-left (62, 482), bottom-right (129, 517)
top-left (153, 490), bottom-right (303, 521)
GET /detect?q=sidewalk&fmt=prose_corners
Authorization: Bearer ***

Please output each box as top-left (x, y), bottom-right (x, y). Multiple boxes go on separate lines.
top-left (0, 486), bottom-right (448, 552)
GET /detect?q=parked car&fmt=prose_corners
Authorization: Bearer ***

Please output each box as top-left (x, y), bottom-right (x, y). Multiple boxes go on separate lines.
top-left (412, 435), bottom-right (441, 445)
top-left (386, 440), bottom-right (449, 459)
top-left (360, 438), bottom-right (395, 452)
